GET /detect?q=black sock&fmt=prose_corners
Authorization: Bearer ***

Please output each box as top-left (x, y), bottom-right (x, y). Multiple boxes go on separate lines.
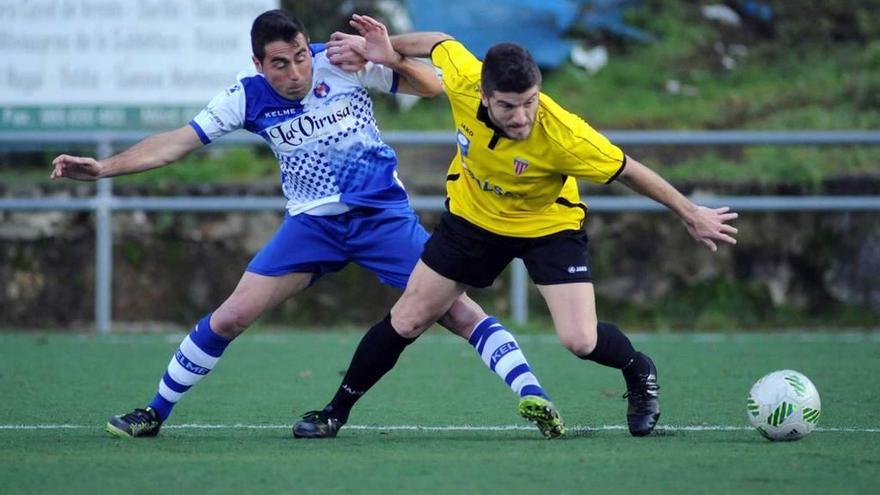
top-left (581, 321), bottom-right (638, 370)
top-left (324, 314), bottom-right (415, 424)
top-left (581, 322), bottom-right (652, 389)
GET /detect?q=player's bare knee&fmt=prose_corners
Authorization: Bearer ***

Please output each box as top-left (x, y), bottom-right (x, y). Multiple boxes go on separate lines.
top-left (389, 292), bottom-right (439, 338)
top-left (559, 332), bottom-right (597, 357)
top-left (438, 314), bottom-right (473, 338)
top-left (438, 301), bottom-right (486, 338)
top-left (389, 313), bottom-right (430, 339)
top-left (211, 303), bottom-right (256, 339)
top-left (389, 302), bottom-right (437, 339)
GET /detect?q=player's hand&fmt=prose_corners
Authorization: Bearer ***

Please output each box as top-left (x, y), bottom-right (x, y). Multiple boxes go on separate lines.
top-left (327, 32), bottom-right (368, 72)
top-left (684, 206), bottom-right (739, 252)
top-left (50, 154), bottom-right (103, 181)
top-left (346, 14), bottom-right (403, 67)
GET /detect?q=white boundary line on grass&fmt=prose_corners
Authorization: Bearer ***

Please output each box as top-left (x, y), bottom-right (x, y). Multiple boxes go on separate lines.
top-left (2, 423), bottom-right (879, 433)
top-left (191, 332), bottom-right (880, 345)
top-left (48, 331), bottom-right (879, 345)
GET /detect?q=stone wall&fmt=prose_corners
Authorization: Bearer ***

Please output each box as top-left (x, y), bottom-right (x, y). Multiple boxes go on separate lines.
top-left (2, 185), bottom-right (879, 329)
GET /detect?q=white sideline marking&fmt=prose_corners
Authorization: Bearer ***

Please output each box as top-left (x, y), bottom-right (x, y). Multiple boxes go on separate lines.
top-left (81, 331), bottom-right (880, 346)
top-left (2, 423), bottom-right (878, 433)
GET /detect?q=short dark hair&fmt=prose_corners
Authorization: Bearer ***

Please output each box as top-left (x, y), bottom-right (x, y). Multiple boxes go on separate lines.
top-left (481, 43), bottom-right (542, 95)
top-left (251, 9), bottom-right (308, 62)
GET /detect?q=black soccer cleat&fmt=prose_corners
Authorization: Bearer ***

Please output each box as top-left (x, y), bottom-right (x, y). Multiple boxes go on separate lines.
top-left (106, 407), bottom-right (162, 438)
top-left (293, 410), bottom-right (343, 439)
top-left (623, 352), bottom-right (661, 437)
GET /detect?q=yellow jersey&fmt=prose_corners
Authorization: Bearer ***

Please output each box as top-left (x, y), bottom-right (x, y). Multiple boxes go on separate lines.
top-left (430, 39), bottom-right (626, 238)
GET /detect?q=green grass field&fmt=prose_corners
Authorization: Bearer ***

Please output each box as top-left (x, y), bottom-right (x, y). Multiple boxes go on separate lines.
top-left (1, 331), bottom-right (878, 494)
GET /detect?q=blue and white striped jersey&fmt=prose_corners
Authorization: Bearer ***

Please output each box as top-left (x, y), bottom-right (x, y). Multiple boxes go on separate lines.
top-left (189, 47), bottom-right (408, 216)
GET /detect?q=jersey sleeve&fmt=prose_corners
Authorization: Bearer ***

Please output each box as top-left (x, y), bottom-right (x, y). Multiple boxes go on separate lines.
top-left (189, 81), bottom-right (246, 144)
top-left (355, 62), bottom-right (400, 94)
top-left (547, 99), bottom-right (626, 184)
top-left (430, 39), bottom-right (482, 93)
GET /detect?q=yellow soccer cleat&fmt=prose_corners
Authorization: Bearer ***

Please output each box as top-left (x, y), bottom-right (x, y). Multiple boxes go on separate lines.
top-left (518, 395), bottom-right (565, 439)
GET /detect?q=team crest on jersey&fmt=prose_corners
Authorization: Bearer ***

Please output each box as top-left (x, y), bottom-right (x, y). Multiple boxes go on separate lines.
top-left (513, 157), bottom-right (529, 175)
top-left (313, 81), bottom-right (331, 98)
top-left (456, 130), bottom-right (471, 157)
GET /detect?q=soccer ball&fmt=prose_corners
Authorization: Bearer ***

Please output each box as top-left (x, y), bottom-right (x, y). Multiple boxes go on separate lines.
top-left (747, 370), bottom-right (821, 441)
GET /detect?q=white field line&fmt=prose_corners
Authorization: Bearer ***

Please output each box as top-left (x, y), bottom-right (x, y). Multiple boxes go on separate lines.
top-left (2, 423), bottom-right (878, 433)
top-left (129, 332), bottom-right (880, 345)
top-left (20, 330), bottom-right (874, 346)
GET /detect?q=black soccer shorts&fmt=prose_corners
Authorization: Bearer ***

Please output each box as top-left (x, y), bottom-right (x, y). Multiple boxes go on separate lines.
top-left (421, 212), bottom-right (593, 288)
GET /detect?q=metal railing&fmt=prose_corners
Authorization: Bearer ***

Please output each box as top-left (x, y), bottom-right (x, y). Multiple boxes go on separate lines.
top-left (2, 130), bottom-right (880, 332)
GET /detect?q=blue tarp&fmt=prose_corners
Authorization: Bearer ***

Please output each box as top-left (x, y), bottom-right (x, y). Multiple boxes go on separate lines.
top-left (578, 0), bottom-right (652, 43)
top-left (406, 0), bottom-right (649, 68)
top-left (406, 0), bottom-right (579, 67)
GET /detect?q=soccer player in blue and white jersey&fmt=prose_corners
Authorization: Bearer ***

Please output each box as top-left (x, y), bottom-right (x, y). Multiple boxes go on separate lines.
top-left (50, 10), bottom-right (564, 439)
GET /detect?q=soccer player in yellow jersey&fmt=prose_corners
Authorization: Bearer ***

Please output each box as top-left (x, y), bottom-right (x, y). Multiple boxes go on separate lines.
top-left (295, 14), bottom-right (738, 438)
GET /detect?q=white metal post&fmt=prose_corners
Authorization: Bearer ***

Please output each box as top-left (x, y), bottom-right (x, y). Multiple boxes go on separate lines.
top-left (510, 259), bottom-right (528, 325)
top-left (95, 140), bottom-right (114, 334)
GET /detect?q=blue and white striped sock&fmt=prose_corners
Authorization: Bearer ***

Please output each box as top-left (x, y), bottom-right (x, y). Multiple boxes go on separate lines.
top-left (468, 316), bottom-right (548, 399)
top-left (147, 314), bottom-right (231, 421)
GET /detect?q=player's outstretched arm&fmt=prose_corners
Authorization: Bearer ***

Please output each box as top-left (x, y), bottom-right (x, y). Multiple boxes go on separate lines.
top-left (617, 155), bottom-right (739, 252)
top-left (50, 125), bottom-right (204, 181)
top-left (332, 14), bottom-right (443, 97)
top-left (390, 30), bottom-right (453, 59)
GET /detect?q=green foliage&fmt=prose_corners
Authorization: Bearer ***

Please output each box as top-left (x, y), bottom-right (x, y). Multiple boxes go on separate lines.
top-left (770, 0), bottom-right (880, 45)
top-left (543, 26), bottom-right (878, 131)
top-left (112, 147), bottom-right (279, 185)
top-left (652, 146), bottom-right (880, 191)
top-left (121, 241), bottom-right (145, 266)
top-left (371, 93), bottom-right (455, 130)
top-left (590, 278), bottom-right (879, 331)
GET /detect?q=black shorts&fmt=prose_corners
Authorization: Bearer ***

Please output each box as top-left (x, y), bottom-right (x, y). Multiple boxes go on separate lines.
top-left (421, 212), bottom-right (592, 288)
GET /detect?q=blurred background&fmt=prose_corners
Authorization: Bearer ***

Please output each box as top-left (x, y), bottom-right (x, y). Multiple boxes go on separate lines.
top-left (1, 0), bottom-right (878, 333)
